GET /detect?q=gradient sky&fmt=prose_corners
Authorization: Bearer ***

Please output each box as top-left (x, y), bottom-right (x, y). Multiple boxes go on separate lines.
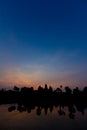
top-left (0, 0), bottom-right (87, 89)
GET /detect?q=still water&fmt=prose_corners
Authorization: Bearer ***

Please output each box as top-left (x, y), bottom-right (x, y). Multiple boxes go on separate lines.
top-left (0, 104), bottom-right (87, 130)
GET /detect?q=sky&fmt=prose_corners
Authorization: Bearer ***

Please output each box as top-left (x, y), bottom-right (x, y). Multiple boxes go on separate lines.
top-left (0, 0), bottom-right (87, 89)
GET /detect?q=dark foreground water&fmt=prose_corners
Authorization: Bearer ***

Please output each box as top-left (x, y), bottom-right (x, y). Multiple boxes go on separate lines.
top-left (0, 104), bottom-right (87, 130)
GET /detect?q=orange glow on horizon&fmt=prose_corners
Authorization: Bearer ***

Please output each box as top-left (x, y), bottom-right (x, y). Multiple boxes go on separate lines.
top-left (0, 66), bottom-right (87, 90)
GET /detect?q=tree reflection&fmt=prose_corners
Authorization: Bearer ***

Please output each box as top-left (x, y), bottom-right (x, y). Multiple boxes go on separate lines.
top-left (0, 85), bottom-right (87, 119)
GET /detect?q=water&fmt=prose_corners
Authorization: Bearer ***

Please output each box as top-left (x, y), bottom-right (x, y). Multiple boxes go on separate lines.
top-left (0, 104), bottom-right (87, 130)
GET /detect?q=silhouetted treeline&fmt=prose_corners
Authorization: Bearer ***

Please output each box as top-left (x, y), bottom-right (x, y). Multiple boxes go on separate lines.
top-left (0, 85), bottom-right (87, 104)
top-left (0, 84), bottom-right (87, 119)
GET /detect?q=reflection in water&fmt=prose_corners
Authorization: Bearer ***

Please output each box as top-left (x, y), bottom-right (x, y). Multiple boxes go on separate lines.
top-left (0, 104), bottom-right (87, 130)
top-left (7, 103), bottom-right (86, 120)
top-left (1, 86), bottom-right (87, 130)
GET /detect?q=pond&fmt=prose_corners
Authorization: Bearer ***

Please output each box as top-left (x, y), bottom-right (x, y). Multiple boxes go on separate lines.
top-left (0, 104), bottom-right (87, 130)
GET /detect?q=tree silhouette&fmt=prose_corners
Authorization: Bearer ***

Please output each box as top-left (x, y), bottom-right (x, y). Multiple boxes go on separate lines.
top-left (56, 88), bottom-right (62, 93)
top-left (13, 86), bottom-right (20, 92)
top-left (65, 86), bottom-right (72, 94)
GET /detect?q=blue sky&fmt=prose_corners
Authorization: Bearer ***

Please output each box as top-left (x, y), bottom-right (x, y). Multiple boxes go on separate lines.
top-left (0, 0), bottom-right (87, 89)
